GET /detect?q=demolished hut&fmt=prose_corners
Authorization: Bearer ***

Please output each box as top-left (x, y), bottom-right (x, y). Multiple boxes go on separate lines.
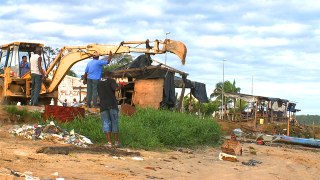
top-left (111, 55), bottom-right (208, 110)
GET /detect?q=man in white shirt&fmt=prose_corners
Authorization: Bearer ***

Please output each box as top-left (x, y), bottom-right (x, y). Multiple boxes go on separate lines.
top-left (30, 47), bottom-right (45, 106)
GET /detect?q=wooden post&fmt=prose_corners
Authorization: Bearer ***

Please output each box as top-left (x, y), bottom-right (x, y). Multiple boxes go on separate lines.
top-left (267, 101), bottom-right (270, 123)
top-left (287, 111), bottom-right (291, 136)
top-left (177, 83), bottom-right (186, 112)
top-left (224, 96), bottom-right (227, 121)
top-left (233, 97), bottom-right (236, 121)
top-left (254, 99), bottom-right (258, 129)
top-left (271, 101), bottom-right (274, 123)
top-left (239, 99), bottom-right (242, 122)
top-left (284, 102), bottom-right (288, 122)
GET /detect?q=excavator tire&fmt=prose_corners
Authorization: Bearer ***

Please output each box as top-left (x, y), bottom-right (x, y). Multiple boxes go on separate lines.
top-left (0, 78), bottom-right (5, 104)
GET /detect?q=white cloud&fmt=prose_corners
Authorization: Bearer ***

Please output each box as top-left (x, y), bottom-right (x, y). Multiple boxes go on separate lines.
top-left (239, 23), bottom-right (308, 35)
top-left (265, 50), bottom-right (320, 71)
top-left (210, 4), bottom-right (240, 13)
top-left (195, 35), bottom-right (290, 48)
top-left (204, 22), bottom-right (226, 32)
top-left (92, 17), bottom-right (110, 26)
top-left (123, 0), bottom-right (165, 17)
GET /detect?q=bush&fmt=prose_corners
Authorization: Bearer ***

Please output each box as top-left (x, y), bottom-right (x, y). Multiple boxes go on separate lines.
top-left (59, 108), bottom-right (222, 150)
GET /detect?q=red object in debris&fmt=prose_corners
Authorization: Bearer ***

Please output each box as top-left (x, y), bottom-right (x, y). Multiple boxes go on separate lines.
top-left (231, 133), bottom-right (237, 141)
top-left (43, 105), bottom-right (85, 122)
top-left (256, 139), bottom-right (264, 145)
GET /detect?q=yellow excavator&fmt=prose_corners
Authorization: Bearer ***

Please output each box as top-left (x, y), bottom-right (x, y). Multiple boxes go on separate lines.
top-left (0, 39), bottom-right (187, 105)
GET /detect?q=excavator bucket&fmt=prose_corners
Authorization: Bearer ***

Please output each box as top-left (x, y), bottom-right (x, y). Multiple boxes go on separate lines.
top-left (165, 39), bottom-right (187, 65)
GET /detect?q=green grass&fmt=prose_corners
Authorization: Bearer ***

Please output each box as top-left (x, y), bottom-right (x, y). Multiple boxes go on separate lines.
top-left (3, 105), bottom-right (43, 123)
top-left (59, 108), bottom-right (222, 150)
top-left (4, 106), bottom-right (29, 117)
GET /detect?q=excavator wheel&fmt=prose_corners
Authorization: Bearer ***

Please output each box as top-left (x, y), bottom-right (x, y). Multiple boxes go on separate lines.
top-left (0, 78), bottom-right (5, 104)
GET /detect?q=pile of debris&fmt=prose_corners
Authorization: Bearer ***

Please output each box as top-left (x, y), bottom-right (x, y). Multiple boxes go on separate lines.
top-left (9, 121), bottom-right (93, 147)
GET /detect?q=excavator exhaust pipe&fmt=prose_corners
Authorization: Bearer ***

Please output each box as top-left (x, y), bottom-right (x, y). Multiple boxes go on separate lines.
top-left (164, 39), bottom-right (187, 65)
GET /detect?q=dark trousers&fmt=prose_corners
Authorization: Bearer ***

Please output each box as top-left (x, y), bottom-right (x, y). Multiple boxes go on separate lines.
top-left (87, 78), bottom-right (99, 107)
top-left (31, 73), bottom-right (42, 106)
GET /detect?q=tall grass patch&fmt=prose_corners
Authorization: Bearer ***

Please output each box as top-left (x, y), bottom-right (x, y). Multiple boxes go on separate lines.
top-left (54, 108), bottom-right (222, 150)
top-left (120, 108), bottom-right (222, 150)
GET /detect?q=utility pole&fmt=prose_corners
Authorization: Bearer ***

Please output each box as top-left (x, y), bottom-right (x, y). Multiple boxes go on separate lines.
top-left (165, 32), bottom-right (170, 65)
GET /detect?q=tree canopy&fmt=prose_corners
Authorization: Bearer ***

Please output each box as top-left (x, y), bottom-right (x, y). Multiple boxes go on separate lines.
top-left (296, 115), bottom-right (320, 125)
top-left (104, 53), bottom-right (133, 71)
top-left (210, 80), bottom-right (241, 100)
top-left (66, 69), bottom-right (77, 77)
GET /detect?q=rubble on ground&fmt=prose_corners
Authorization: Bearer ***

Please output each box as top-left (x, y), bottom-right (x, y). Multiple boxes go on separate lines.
top-left (9, 121), bottom-right (93, 147)
top-left (242, 159), bottom-right (262, 166)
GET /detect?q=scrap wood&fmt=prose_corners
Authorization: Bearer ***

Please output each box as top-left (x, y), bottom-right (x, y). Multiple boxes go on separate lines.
top-left (7, 168), bottom-right (23, 177)
top-left (221, 140), bottom-right (242, 156)
top-left (144, 166), bottom-right (162, 171)
top-left (218, 152), bottom-right (238, 162)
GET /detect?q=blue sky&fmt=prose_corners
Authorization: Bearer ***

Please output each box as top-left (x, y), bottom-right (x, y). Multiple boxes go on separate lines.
top-left (0, 0), bottom-right (319, 115)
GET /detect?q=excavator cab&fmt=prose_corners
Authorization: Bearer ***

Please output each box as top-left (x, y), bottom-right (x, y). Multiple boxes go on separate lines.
top-left (0, 42), bottom-right (53, 104)
top-left (0, 42), bottom-right (45, 78)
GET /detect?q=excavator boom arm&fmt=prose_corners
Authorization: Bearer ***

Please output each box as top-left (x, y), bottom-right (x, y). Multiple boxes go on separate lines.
top-left (46, 39), bottom-right (187, 93)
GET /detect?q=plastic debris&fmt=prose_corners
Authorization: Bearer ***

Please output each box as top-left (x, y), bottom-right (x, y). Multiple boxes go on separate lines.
top-left (52, 172), bottom-right (59, 176)
top-left (6, 168), bottom-right (40, 179)
top-left (233, 128), bottom-right (244, 137)
top-left (242, 159), bottom-right (262, 166)
top-left (112, 156), bottom-right (125, 160)
top-left (9, 121), bottom-right (93, 147)
top-left (131, 156), bottom-right (144, 161)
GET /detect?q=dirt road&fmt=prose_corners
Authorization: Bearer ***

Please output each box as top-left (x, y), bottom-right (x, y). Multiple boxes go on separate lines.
top-left (0, 109), bottom-right (319, 179)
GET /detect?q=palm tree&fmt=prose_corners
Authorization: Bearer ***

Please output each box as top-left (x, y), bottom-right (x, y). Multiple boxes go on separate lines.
top-left (210, 80), bottom-right (241, 101)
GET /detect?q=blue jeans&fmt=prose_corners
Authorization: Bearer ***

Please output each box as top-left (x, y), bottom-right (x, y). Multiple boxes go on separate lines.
top-left (31, 73), bottom-right (42, 106)
top-left (86, 79), bottom-right (99, 107)
top-left (100, 109), bottom-right (119, 133)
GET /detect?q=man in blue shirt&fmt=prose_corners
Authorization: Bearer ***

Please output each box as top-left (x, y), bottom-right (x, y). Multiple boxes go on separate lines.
top-left (84, 51), bottom-right (112, 107)
top-left (20, 55), bottom-right (30, 77)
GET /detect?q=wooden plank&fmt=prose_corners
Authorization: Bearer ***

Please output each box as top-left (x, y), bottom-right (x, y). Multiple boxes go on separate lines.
top-left (133, 79), bottom-right (164, 109)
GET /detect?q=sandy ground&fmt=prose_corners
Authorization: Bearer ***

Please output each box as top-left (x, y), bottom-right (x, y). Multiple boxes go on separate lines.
top-left (0, 107), bottom-right (320, 180)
